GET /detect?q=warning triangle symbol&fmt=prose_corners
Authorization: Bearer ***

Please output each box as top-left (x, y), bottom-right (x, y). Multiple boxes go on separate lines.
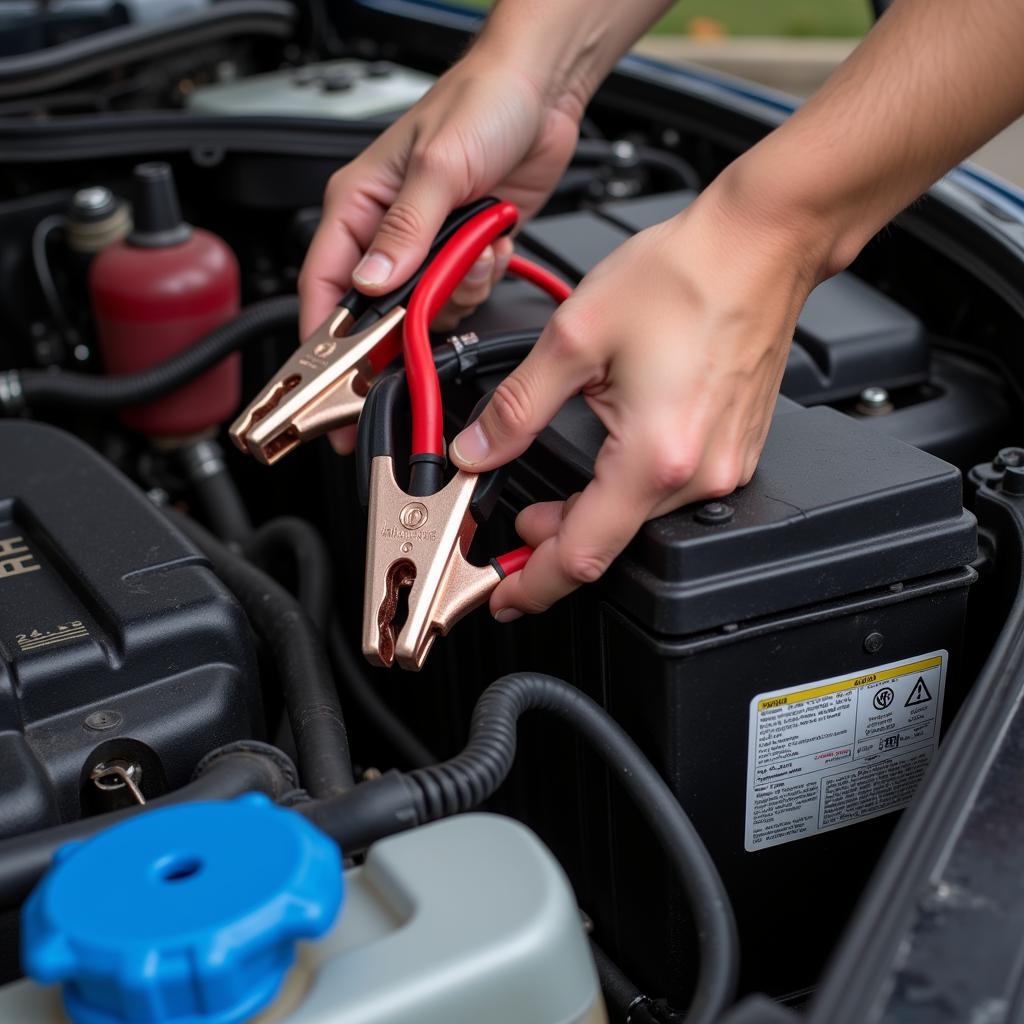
top-left (905, 677), bottom-right (933, 707)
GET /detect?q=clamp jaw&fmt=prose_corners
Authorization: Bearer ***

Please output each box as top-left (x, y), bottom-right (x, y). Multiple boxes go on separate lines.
top-left (363, 455), bottom-right (502, 671)
top-left (230, 197), bottom-right (504, 467)
top-left (229, 306), bottom-right (404, 465)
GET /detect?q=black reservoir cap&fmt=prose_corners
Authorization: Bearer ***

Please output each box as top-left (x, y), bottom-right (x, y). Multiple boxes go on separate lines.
top-left (128, 162), bottom-right (191, 248)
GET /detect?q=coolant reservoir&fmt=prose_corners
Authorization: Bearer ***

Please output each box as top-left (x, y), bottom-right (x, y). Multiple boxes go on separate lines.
top-left (89, 162), bottom-right (241, 438)
top-left (7, 805), bottom-right (604, 1024)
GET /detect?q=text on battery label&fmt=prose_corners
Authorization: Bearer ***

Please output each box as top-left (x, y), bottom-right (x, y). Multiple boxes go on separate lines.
top-left (744, 652), bottom-right (946, 852)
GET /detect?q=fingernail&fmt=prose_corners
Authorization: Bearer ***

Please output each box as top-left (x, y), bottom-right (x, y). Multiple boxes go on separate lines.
top-left (450, 422), bottom-right (490, 466)
top-left (464, 247), bottom-right (494, 283)
top-left (352, 251), bottom-right (394, 287)
top-left (494, 608), bottom-right (523, 624)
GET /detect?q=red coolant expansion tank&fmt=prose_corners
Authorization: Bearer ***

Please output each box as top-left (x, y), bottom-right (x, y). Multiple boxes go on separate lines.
top-left (90, 162), bottom-right (240, 437)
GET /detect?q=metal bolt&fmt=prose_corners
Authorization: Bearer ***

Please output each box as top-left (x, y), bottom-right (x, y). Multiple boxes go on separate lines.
top-left (857, 386), bottom-right (893, 415)
top-left (1002, 465), bottom-right (1024, 496)
top-left (606, 179), bottom-right (634, 199)
top-left (695, 501), bottom-right (734, 525)
top-left (610, 139), bottom-right (637, 164)
top-left (863, 631), bottom-right (885, 654)
top-left (72, 186), bottom-right (114, 214)
top-left (84, 710), bottom-right (122, 731)
top-left (993, 447), bottom-right (1024, 470)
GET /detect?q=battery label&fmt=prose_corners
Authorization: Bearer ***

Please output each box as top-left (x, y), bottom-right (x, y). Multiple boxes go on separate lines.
top-left (744, 651), bottom-right (947, 852)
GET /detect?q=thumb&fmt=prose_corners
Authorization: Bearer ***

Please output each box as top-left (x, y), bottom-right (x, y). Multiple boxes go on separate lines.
top-left (352, 174), bottom-right (460, 295)
top-left (449, 329), bottom-right (589, 471)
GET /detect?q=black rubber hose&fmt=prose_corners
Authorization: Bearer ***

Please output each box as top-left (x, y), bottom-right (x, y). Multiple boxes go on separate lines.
top-left (590, 939), bottom-right (685, 1024)
top-left (179, 439), bottom-right (253, 548)
top-left (240, 517), bottom-right (437, 769)
top-left (7, 295), bottom-right (298, 414)
top-left (167, 509), bottom-right (355, 797)
top-left (243, 517), bottom-right (332, 635)
top-left (302, 672), bottom-right (738, 1024)
top-left (0, 742), bottom-right (296, 910)
top-left (327, 619), bottom-right (438, 770)
top-left (0, 1), bottom-right (297, 100)
top-left (31, 214), bottom-right (73, 339)
top-left (573, 138), bottom-right (702, 193)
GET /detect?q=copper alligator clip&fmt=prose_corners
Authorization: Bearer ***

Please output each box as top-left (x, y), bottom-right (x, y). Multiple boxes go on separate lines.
top-left (228, 306), bottom-right (404, 465)
top-left (362, 455), bottom-right (507, 671)
top-left (231, 197), bottom-right (505, 466)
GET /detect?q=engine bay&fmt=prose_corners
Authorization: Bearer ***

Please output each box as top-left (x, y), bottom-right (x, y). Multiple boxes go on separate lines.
top-left (1, 4), bottom-right (1024, 1021)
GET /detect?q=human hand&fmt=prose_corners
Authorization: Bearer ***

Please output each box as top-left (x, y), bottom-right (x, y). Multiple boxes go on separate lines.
top-left (298, 52), bottom-right (583, 452)
top-left (449, 174), bottom-right (835, 620)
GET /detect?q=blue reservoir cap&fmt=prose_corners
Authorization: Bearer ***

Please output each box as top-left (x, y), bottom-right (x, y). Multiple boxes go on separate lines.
top-left (22, 794), bottom-right (343, 1024)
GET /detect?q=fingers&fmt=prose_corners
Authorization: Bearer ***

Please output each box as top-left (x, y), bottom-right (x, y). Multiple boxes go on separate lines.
top-left (350, 169), bottom-right (461, 296)
top-left (432, 237), bottom-right (514, 332)
top-left (513, 499), bottom-right (569, 547)
top-left (449, 304), bottom-right (597, 471)
top-left (297, 195), bottom-right (368, 339)
top-left (490, 433), bottom-right (659, 617)
top-left (327, 425), bottom-right (358, 456)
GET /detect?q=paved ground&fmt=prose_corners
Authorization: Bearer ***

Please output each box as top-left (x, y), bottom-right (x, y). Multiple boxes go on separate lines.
top-left (633, 36), bottom-right (1024, 189)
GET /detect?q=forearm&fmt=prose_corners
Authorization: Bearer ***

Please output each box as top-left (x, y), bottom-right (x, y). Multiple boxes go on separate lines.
top-left (720, 0), bottom-right (1024, 279)
top-left (472, 0), bottom-right (674, 115)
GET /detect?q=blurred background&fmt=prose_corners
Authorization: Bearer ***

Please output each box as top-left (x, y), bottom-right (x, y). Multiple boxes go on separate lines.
top-left (464, 0), bottom-right (1023, 187)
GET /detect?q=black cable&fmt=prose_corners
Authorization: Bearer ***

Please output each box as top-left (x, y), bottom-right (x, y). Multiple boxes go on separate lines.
top-left (167, 508), bottom-right (355, 798)
top-left (327, 619), bottom-right (438, 770)
top-left (239, 516), bottom-right (437, 769)
top-left (0, 1), bottom-right (298, 100)
top-left (573, 138), bottom-right (701, 193)
top-left (300, 672), bottom-right (738, 1024)
top-left (0, 742), bottom-right (296, 910)
top-left (590, 939), bottom-right (685, 1024)
top-left (0, 112), bottom-right (378, 163)
top-left (243, 517), bottom-right (332, 634)
top-left (179, 439), bottom-right (253, 548)
top-left (6, 295), bottom-right (298, 415)
top-left (356, 330), bottom-right (539, 507)
top-left (31, 213), bottom-right (72, 339)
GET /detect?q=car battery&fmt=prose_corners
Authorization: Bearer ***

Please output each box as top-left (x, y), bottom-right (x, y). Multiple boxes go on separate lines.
top-left (411, 391), bottom-right (977, 1005)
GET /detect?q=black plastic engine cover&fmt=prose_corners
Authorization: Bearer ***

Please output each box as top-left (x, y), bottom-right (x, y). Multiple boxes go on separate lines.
top-left (466, 190), bottom-right (933, 406)
top-left (0, 421), bottom-right (258, 837)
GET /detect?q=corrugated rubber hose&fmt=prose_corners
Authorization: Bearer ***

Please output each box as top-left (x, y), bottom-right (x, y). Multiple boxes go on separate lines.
top-left (301, 671), bottom-right (738, 1024)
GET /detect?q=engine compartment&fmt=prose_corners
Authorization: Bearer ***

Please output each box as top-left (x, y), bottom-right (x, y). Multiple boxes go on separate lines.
top-left (1, 6), bottom-right (1024, 1020)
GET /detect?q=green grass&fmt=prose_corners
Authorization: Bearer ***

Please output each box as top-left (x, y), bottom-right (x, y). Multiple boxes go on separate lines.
top-left (461, 0), bottom-right (871, 37)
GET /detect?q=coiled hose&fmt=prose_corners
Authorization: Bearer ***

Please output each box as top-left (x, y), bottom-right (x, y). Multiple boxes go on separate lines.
top-left (301, 672), bottom-right (739, 1024)
top-left (4, 295), bottom-right (298, 414)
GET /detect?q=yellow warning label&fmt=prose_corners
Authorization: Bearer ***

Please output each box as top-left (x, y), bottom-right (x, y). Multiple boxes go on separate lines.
top-left (757, 656), bottom-right (943, 712)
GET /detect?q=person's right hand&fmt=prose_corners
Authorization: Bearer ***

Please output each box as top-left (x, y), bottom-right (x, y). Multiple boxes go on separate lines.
top-left (298, 52), bottom-right (584, 452)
